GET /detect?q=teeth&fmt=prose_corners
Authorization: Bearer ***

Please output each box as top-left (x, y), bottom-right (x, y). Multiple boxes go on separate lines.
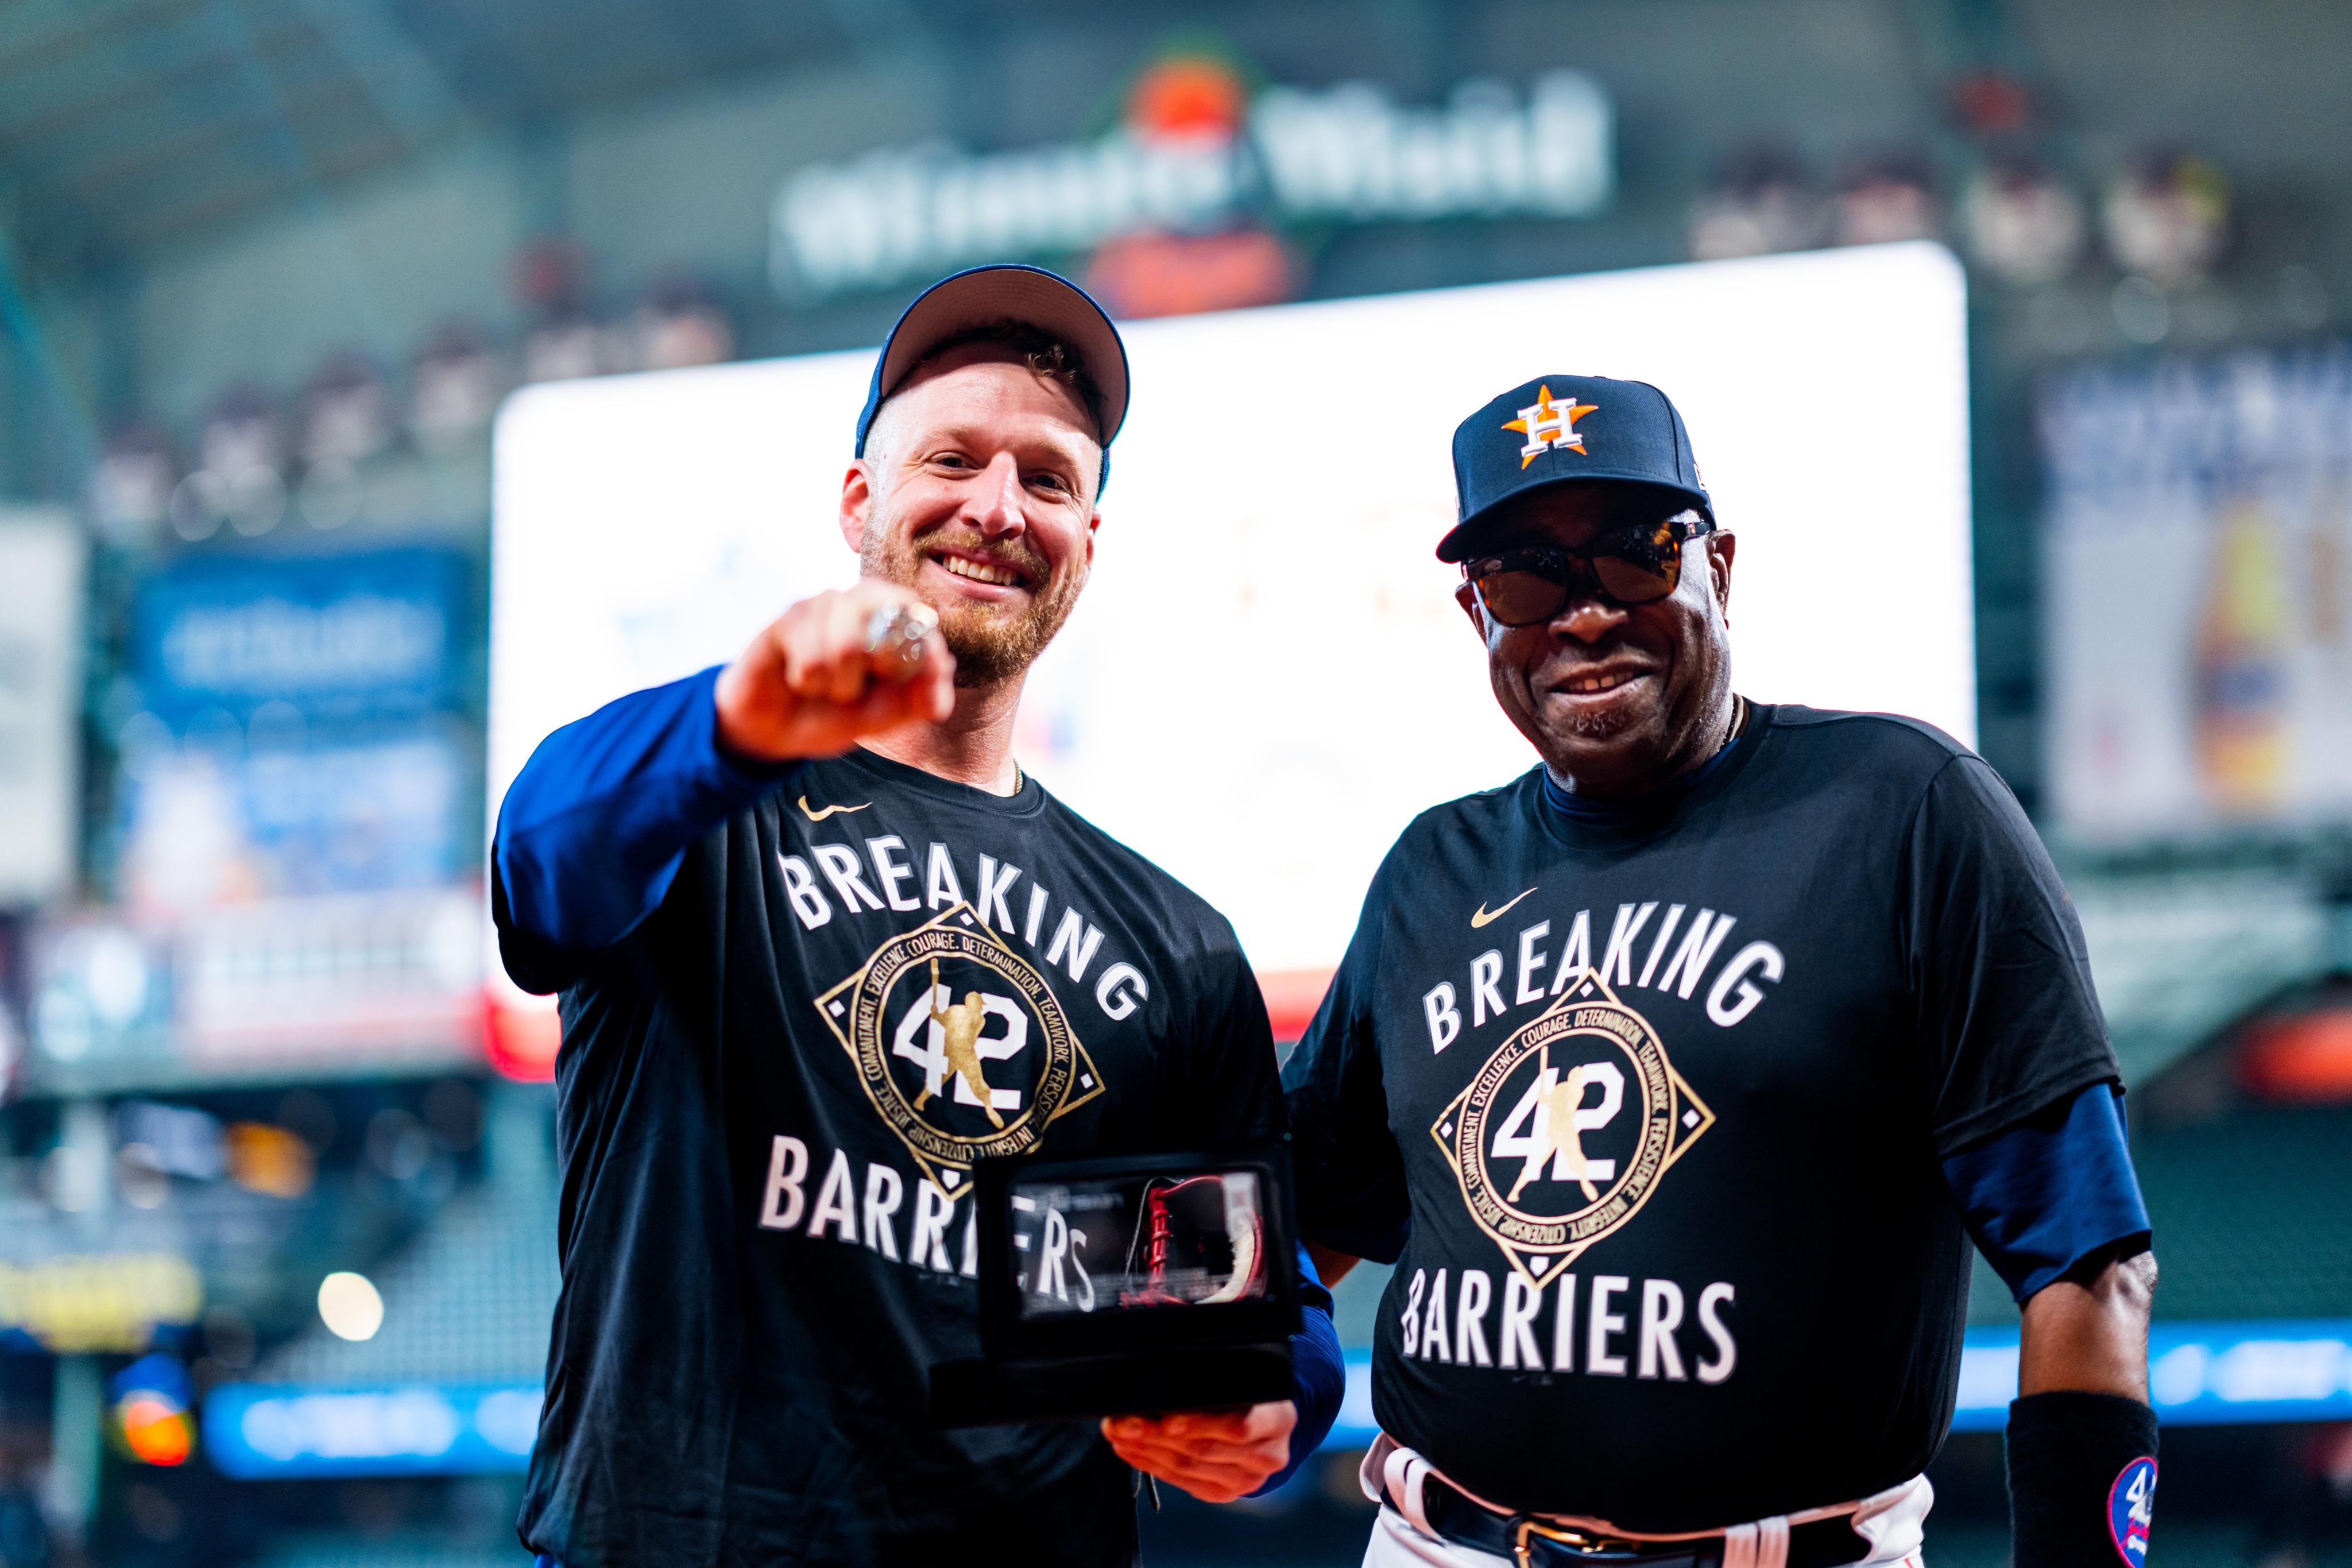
top-left (1572, 673), bottom-right (1635, 693)
top-left (942, 555), bottom-right (1019, 586)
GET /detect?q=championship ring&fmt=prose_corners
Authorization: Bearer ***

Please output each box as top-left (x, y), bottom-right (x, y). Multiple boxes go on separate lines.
top-left (864, 601), bottom-right (939, 679)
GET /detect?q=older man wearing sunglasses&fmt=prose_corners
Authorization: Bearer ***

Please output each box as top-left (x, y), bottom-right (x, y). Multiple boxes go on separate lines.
top-left (1284, 375), bottom-right (2160, 1568)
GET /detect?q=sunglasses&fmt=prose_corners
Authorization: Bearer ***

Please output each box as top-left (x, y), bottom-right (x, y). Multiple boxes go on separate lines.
top-left (1460, 514), bottom-right (1718, 625)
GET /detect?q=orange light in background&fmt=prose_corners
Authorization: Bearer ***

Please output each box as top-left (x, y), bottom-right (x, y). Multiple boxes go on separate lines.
top-left (1085, 230), bottom-right (1297, 320)
top-left (117, 1393), bottom-right (192, 1466)
top-left (1127, 55), bottom-right (1248, 140)
top-left (2238, 1009), bottom-right (2352, 1102)
top-left (226, 1122), bottom-right (315, 1198)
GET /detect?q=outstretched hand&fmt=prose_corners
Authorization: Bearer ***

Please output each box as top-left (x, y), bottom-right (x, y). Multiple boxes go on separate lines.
top-left (714, 580), bottom-right (955, 761)
top-left (1101, 1401), bottom-right (1296, 1505)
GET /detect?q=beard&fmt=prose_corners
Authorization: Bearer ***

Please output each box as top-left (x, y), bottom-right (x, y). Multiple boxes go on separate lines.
top-left (860, 521), bottom-right (1088, 687)
top-left (1560, 705), bottom-right (1637, 740)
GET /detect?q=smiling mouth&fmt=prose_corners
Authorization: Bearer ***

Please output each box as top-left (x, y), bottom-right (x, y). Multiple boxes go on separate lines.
top-left (934, 552), bottom-right (1028, 589)
top-left (1563, 669), bottom-right (1648, 695)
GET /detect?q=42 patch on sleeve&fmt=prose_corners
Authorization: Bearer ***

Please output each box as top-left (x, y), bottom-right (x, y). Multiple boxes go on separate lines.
top-left (2107, 1455), bottom-right (2157, 1565)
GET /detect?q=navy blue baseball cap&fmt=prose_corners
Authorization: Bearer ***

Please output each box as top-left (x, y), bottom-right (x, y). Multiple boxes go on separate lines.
top-left (1438, 374), bottom-right (1713, 562)
top-left (853, 264), bottom-right (1131, 495)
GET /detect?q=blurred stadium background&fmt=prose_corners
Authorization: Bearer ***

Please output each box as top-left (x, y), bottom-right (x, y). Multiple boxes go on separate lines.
top-left (0, 1), bottom-right (2349, 1563)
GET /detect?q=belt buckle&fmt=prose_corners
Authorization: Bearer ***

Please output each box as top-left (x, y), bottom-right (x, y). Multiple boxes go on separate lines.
top-left (1514, 1518), bottom-right (1638, 1568)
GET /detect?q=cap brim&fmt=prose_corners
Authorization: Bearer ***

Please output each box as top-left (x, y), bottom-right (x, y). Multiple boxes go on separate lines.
top-left (1435, 473), bottom-right (1715, 562)
top-left (875, 265), bottom-right (1129, 447)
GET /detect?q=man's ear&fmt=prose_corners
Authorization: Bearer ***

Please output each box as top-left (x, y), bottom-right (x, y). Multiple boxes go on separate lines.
top-left (1708, 531), bottom-right (1736, 622)
top-left (1454, 580), bottom-right (1489, 638)
top-left (841, 461), bottom-right (875, 552)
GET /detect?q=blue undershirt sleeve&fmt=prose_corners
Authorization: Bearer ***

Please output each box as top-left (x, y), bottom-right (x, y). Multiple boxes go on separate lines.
top-left (1253, 1240), bottom-right (1344, 1496)
top-left (1941, 1081), bottom-right (2152, 1303)
top-left (492, 665), bottom-right (802, 976)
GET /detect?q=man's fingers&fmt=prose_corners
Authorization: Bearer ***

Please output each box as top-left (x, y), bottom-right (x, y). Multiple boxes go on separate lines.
top-left (776, 598), bottom-right (834, 698)
top-left (1106, 1411), bottom-right (1256, 1442)
top-left (1100, 1428), bottom-right (1286, 1473)
top-left (781, 587), bottom-right (925, 707)
top-left (1109, 1452), bottom-right (1276, 1504)
top-left (775, 591), bottom-right (873, 702)
top-left (1112, 1445), bottom-right (1280, 1486)
top-left (823, 593), bottom-right (873, 704)
top-left (1105, 1438), bottom-right (1279, 1476)
top-left (1101, 1437), bottom-right (1271, 1488)
top-left (1100, 1400), bottom-right (1294, 1507)
top-left (1239, 1400), bottom-right (1297, 1442)
top-left (773, 604), bottom-right (949, 742)
top-left (717, 580), bottom-right (959, 761)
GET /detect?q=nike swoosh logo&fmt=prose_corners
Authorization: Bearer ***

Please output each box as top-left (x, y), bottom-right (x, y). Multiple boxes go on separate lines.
top-left (798, 796), bottom-right (871, 823)
top-left (1470, 888), bottom-right (1538, 928)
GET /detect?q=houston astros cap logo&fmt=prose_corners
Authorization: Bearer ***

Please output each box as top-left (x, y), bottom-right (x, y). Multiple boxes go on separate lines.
top-left (1432, 968), bottom-right (1712, 1286)
top-left (816, 905), bottom-right (1104, 1199)
top-left (1502, 385), bottom-right (1599, 469)
top-left (1441, 374), bottom-right (1711, 562)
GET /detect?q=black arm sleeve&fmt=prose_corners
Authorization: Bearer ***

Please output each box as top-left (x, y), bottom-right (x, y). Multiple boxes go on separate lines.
top-left (2006, 1392), bottom-right (2159, 1568)
top-left (1905, 755), bottom-right (2122, 1156)
top-left (1281, 879), bottom-right (1410, 1264)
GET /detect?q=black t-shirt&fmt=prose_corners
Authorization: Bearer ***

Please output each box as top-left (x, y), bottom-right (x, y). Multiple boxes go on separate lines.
top-left (499, 746), bottom-right (1281, 1568)
top-left (1282, 705), bottom-right (2117, 1530)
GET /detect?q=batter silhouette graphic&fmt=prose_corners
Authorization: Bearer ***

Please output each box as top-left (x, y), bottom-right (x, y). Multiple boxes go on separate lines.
top-left (1506, 1055), bottom-right (1611, 1204)
top-left (920, 956), bottom-right (1005, 1130)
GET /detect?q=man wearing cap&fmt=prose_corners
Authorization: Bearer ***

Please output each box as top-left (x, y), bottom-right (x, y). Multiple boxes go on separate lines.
top-left (1284, 376), bottom-right (2158, 1568)
top-left (491, 265), bottom-right (1343, 1567)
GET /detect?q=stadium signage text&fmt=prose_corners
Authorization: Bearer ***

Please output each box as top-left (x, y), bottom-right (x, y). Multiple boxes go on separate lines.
top-left (771, 72), bottom-right (1614, 298)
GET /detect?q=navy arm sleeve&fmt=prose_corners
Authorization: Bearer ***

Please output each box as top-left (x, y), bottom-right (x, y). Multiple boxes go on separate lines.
top-left (1943, 1081), bottom-right (2152, 1302)
top-left (1254, 1241), bottom-right (1344, 1496)
top-left (1282, 874), bottom-right (1411, 1264)
top-left (492, 664), bottom-right (800, 992)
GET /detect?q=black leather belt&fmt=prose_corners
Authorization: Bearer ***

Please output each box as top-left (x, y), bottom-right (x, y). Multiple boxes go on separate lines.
top-left (1416, 1470), bottom-right (1870, 1568)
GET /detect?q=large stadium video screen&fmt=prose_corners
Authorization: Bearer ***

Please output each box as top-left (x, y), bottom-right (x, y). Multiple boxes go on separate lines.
top-left (489, 243), bottom-right (1972, 979)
